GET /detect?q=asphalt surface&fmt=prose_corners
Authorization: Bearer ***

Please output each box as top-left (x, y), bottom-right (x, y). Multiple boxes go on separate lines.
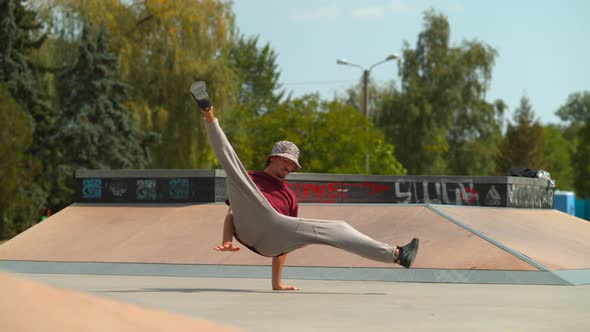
top-left (16, 272), bottom-right (590, 332)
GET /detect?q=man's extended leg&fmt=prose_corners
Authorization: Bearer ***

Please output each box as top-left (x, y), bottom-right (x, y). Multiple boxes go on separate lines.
top-left (254, 215), bottom-right (419, 268)
top-left (196, 101), bottom-right (280, 248)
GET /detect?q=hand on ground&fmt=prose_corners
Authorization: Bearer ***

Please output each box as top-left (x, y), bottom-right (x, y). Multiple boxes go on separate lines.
top-left (213, 241), bottom-right (240, 252)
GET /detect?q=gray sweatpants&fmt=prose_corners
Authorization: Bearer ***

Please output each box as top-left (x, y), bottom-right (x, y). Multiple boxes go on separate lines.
top-left (205, 119), bottom-right (396, 262)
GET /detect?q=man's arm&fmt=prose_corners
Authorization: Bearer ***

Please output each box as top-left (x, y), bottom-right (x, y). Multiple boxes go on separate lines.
top-left (213, 207), bottom-right (240, 252)
top-left (272, 254), bottom-right (299, 291)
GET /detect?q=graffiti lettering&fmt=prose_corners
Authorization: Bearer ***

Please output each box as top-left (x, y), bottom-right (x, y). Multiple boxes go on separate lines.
top-left (109, 180), bottom-right (127, 197)
top-left (508, 184), bottom-right (553, 208)
top-left (485, 185), bottom-right (502, 206)
top-left (287, 182), bottom-right (342, 203)
top-left (82, 179), bottom-right (102, 199)
top-left (169, 178), bottom-right (190, 200)
top-left (136, 179), bottom-right (157, 201)
top-left (287, 180), bottom-right (481, 205)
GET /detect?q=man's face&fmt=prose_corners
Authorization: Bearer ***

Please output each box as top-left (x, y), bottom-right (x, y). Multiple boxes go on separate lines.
top-left (267, 156), bottom-right (297, 179)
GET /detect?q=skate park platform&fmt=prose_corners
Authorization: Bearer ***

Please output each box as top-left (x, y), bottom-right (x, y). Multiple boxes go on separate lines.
top-left (1, 202), bottom-right (588, 285)
top-left (1, 170), bottom-right (589, 285)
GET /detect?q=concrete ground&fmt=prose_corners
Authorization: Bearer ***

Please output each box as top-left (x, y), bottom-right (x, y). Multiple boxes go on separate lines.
top-left (16, 272), bottom-right (590, 332)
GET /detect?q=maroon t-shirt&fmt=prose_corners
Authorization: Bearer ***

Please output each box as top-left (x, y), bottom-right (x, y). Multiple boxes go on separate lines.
top-left (226, 171), bottom-right (298, 217)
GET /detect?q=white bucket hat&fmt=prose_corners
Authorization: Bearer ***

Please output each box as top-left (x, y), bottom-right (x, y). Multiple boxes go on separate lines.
top-left (268, 141), bottom-right (301, 170)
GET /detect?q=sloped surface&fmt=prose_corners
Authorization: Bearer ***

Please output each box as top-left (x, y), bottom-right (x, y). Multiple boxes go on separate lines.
top-left (0, 203), bottom-right (536, 270)
top-left (437, 206), bottom-right (590, 270)
top-left (0, 272), bottom-right (242, 332)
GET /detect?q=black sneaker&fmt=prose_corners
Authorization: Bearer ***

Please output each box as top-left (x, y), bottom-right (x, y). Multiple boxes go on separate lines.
top-left (190, 81), bottom-right (212, 111)
top-left (395, 238), bottom-right (419, 268)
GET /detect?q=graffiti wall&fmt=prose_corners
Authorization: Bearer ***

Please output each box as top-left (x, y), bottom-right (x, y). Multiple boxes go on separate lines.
top-left (76, 171), bottom-right (554, 208)
top-left (507, 184), bottom-right (555, 208)
top-left (76, 177), bottom-right (216, 203)
top-left (286, 180), bottom-right (510, 207)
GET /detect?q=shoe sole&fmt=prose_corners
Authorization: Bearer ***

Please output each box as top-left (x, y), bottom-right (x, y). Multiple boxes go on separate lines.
top-left (190, 81), bottom-right (211, 110)
top-left (190, 81), bottom-right (208, 100)
top-left (405, 238), bottom-right (420, 268)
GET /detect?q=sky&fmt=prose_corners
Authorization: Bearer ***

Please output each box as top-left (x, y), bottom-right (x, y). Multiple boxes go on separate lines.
top-left (232, 0), bottom-right (589, 125)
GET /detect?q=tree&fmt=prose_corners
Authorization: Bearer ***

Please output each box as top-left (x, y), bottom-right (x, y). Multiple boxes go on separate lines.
top-left (0, 0), bottom-right (51, 231)
top-left (228, 34), bottom-right (285, 115)
top-left (555, 91), bottom-right (590, 141)
top-left (556, 91), bottom-right (590, 124)
top-left (0, 0), bottom-right (52, 156)
top-left (543, 125), bottom-right (574, 190)
top-left (219, 34), bottom-right (287, 165)
top-left (0, 84), bottom-right (38, 239)
top-left (374, 9), bottom-right (502, 175)
top-left (544, 91), bottom-right (590, 191)
top-left (41, 0), bottom-right (239, 169)
top-left (50, 23), bottom-right (158, 209)
top-left (572, 120), bottom-right (590, 197)
top-left (245, 94), bottom-right (406, 175)
top-left (496, 95), bottom-right (547, 174)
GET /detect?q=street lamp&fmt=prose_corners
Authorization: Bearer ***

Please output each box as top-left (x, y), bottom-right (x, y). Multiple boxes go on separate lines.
top-left (337, 53), bottom-right (399, 174)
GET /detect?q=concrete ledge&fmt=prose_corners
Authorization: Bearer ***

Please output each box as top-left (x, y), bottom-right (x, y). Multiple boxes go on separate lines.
top-left (76, 169), bottom-right (226, 178)
top-left (74, 169), bottom-right (555, 208)
top-left (0, 261), bottom-right (579, 286)
top-left (554, 269), bottom-right (590, 286)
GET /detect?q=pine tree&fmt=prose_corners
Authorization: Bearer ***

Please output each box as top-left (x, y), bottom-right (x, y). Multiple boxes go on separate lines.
top-left (0, 0), bottom-right (52, 155)
top-left (496, 95), bottom-right (547, 174)
top-left (0, 0), bottom-right (51, 232)
top-left (50, 23), bottom-right (158, 208)
top-left (0, 84), bottom-right (36, 238)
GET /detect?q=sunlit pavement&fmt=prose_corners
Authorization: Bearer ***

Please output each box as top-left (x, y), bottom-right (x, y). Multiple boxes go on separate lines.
top-left (15, 272), bottom-right (590, 332)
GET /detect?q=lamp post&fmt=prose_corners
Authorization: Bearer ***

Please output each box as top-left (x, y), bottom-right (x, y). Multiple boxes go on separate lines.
top-left (337, 53), bottom-right (399, 174)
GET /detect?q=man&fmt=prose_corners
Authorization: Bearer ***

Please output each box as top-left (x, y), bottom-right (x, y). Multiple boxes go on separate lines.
top-left (214, 141), bottom-right (302, 290)
top-left (190, 81), bottom-right (419, 291)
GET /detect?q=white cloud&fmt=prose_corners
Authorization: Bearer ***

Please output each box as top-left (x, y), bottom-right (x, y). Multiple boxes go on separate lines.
top-left (351, 7), bottom-right (386, 19)
top-left (290, 5), bottom-right (341, 21)
top-left (290, 1), bottom-right (407, 22)
top-left (351, 0), bottom-right (407, 19)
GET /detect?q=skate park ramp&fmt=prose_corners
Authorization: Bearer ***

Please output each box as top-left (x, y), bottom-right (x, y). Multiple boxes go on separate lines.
top-left (0, 272), bottom-right (243, 332)
top-left (0, 203), bottom-right (589, 285)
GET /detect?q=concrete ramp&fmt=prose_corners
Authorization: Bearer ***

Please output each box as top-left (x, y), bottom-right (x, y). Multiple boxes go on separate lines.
top-left (0, 272), bottom-right (243, 332)
top-left (1, 203), bottom-right (589, 285)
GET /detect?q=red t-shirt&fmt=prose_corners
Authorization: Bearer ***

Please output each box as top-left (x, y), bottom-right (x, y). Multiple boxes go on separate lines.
top-left (226, 171), bottom-right (298, 217)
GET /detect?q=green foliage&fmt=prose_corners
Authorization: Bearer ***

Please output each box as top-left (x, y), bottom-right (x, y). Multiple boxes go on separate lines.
top-left (0, 0), bottom-right (51, 237)
top-left (0, 0), bottom-right (53, 155)
top-left (0, 84), bottom-right (39, 238)
top-left (573, 120), bottom-right (590, 197)
top-left (555, 91), bottom-right (590, 141)
top-left (49, 23), bottom-right (159, 209)
top-left (549, 91), bottom-right (590, 191)
top-left (496, 95), bottom-right (547, 173)
top-left (42, 0), bottom-right (239, 169)
top-left (242, 94), bottom-right (405, 175)
top-left (228, 34), bottom-right (285, 115)
top-left (543, 125), bottom-right (574, 190)
top-left (374, 9), bottom-right (502, 175)
top-left (221, 34), bottom-right (286, 164)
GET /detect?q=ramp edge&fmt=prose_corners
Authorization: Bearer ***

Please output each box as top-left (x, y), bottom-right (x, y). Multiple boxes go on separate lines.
top-left (426, 205), bottom-right (551, 272)
top-left (0, 261), bottom-right (575, 286)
